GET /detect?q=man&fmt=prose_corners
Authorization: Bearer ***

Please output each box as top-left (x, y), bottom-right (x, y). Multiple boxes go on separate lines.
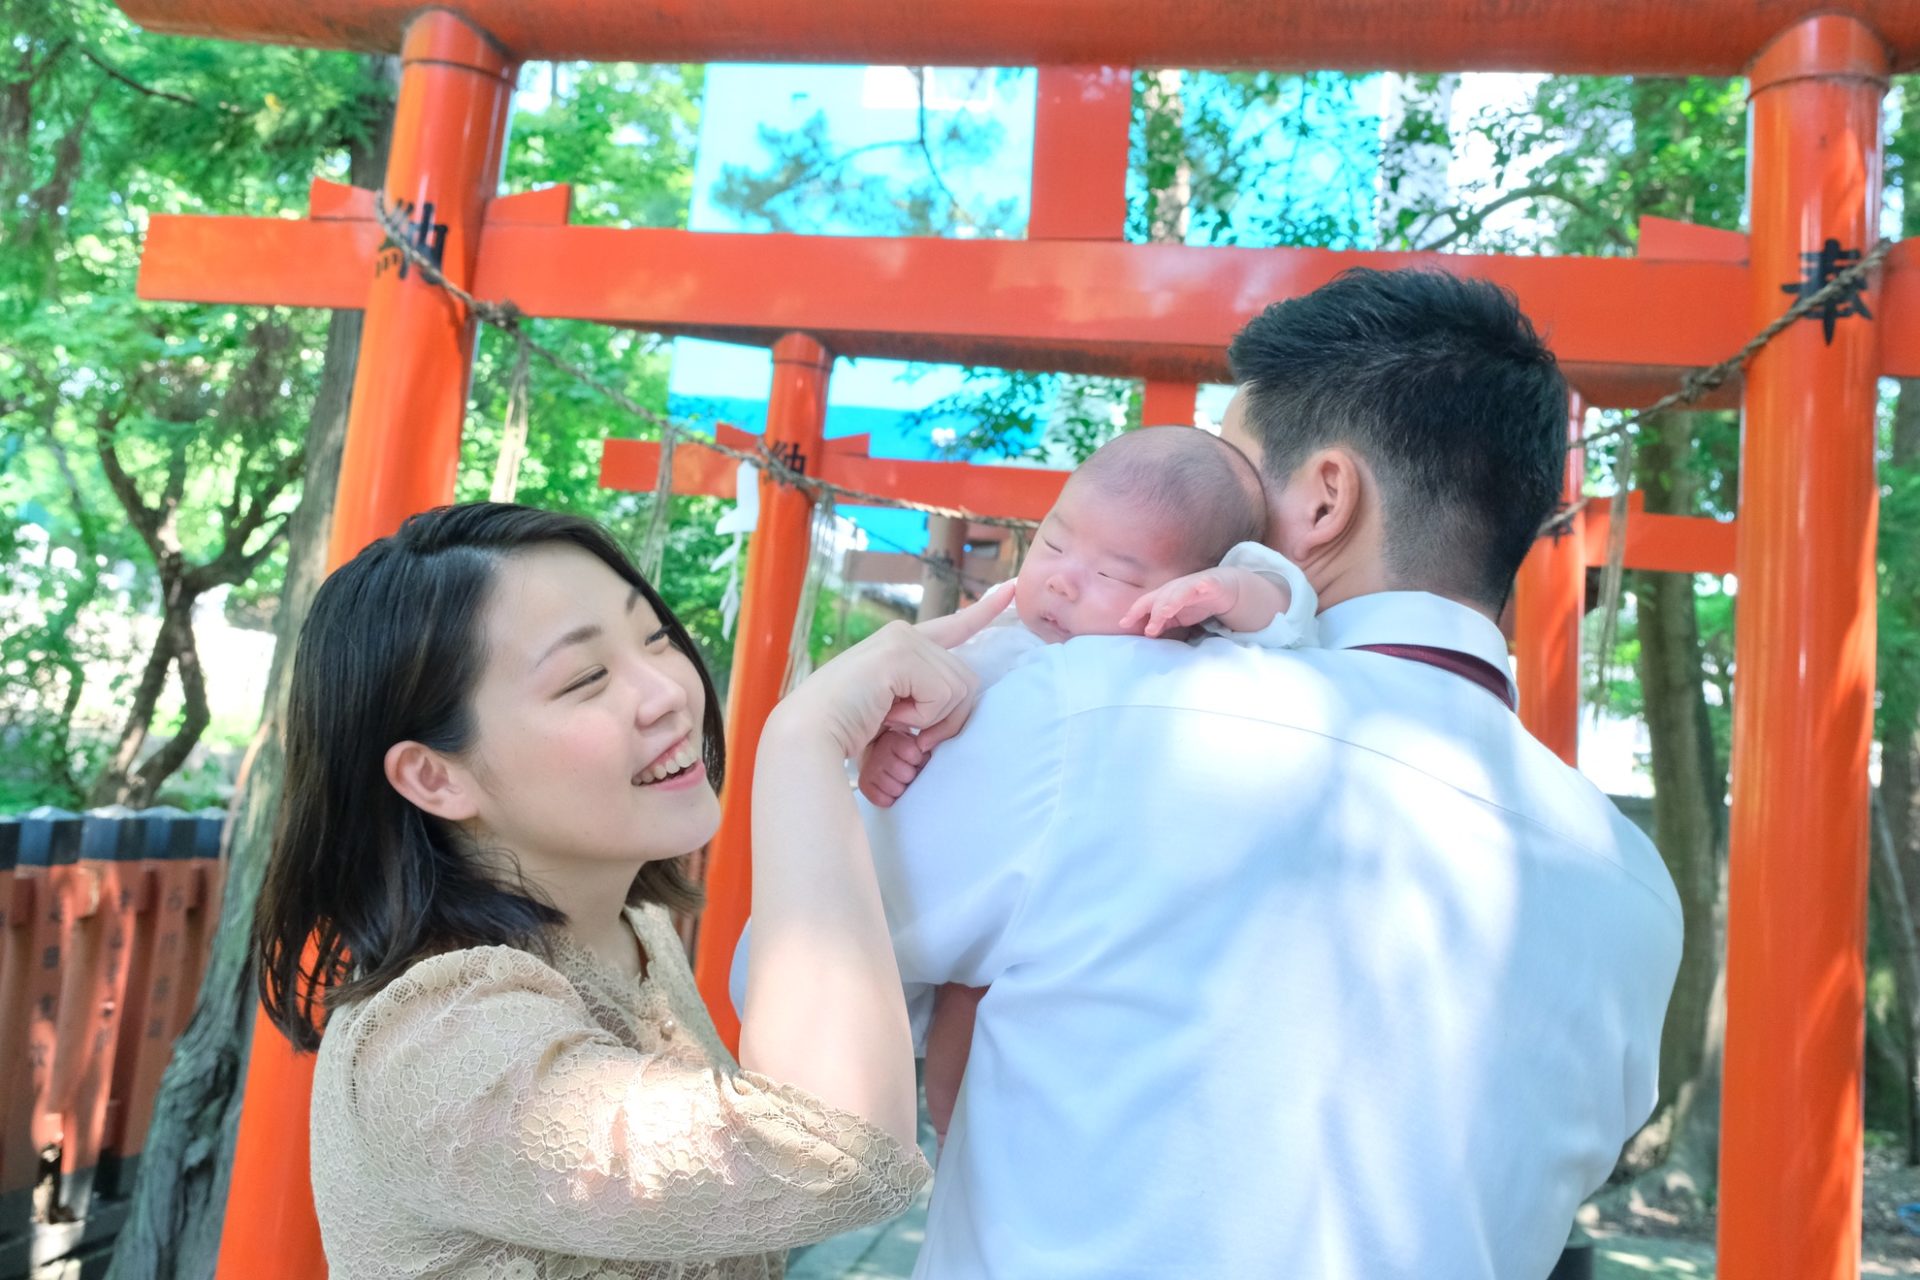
top-left (862, 269), bottom-right (1682, 1278)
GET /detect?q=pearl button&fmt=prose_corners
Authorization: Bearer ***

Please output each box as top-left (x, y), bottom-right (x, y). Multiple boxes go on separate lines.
top-left (659, 1017), bottom-right (677, 1039)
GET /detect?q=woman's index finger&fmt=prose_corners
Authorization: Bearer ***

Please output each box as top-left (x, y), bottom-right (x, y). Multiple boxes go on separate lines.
top-left (914, 579), bottom-right (1015, 650)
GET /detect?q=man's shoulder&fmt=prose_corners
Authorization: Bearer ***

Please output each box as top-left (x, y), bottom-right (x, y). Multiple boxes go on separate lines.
top-left (993, 632), bottom-right (1333, 712)
top-left (982, 636), bottom-right (1680, 926)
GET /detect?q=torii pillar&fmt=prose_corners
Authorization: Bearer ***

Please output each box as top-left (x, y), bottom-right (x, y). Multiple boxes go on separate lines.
top-left (216, 12), bottom-right (515, 1279)
top-left (690, 334), bottom-right (833, 1044)
top-left (1512, 393), bottom-right (1587, 764)
top-left (1720, 16), bottom-right (1887, 1279)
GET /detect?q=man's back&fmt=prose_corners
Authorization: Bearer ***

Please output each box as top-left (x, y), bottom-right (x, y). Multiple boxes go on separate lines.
top-left (867, 608), bottom-right (1682, 1279)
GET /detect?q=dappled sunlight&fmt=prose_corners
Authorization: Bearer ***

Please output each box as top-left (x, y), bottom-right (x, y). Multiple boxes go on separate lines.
top-left (1596, 1242), bottom-right (1713, 1276)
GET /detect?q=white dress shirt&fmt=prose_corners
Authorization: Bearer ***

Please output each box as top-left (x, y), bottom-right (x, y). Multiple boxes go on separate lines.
top-left (856, 590), bottom-right (1681, 1279)
top-left (953, 541), bottom-right (1319, 688)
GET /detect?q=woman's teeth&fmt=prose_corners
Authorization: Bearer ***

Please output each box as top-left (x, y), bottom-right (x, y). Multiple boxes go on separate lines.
top-left (637, 740), bottom-right (699, 784)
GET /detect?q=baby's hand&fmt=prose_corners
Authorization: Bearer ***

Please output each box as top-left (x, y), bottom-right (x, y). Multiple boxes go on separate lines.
top-left (857, 727), bottom-right (930, 808)
top-left (1121, 566), bottom-right (1292, 638)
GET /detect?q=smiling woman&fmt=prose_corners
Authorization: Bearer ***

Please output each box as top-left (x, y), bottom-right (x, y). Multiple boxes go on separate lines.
top-left (246, 502), bottom-right (998, 1279)
top-left (255, 505), bottom-right (723, 1027)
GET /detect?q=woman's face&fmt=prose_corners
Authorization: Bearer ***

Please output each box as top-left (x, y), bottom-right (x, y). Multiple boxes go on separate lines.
top-left (457, 544), bottom-right (721, 874)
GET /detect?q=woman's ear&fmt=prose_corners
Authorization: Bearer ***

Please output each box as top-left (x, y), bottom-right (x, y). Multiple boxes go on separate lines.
top-left (384, 741), bottom-right (481, 822)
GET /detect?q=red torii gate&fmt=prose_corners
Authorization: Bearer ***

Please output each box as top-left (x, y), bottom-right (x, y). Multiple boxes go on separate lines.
top-left (115, 3), bottom-right (1920, 1278)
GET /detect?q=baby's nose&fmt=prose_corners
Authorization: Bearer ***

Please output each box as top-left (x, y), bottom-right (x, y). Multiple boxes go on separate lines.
top-left (1047, 573), bottom-right (1075, 601)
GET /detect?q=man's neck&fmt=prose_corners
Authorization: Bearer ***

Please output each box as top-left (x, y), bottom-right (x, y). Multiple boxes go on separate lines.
top-left (1314, 573), bottom-right (1501, 626)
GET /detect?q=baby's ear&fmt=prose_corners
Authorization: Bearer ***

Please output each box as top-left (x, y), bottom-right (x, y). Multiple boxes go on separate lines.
top-left (384, 741), bottom-right (480, 821)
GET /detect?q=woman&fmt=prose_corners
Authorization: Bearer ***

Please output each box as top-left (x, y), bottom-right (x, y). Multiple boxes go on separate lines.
top-left (253, 502), bottom-right (1004, 1278)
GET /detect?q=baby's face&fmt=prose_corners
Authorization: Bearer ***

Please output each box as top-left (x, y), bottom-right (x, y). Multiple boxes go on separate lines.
top-left (1014, 478), bottom-right (1196, 641)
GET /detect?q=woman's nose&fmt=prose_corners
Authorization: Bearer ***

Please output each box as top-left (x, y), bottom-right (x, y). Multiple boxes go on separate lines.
top-left (631, 659), bottom-right (690, 726)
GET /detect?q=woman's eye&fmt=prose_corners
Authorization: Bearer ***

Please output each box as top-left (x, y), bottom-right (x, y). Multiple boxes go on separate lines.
top-left (563, 668), bottom-right (608, 695)
top-left (643, 626), bottom-right (672, 651)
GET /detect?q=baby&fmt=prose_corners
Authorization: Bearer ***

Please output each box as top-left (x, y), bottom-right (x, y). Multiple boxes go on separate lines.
top-left (860, 424), bottom-right (1315, 806)
top-left (859, 424), bottom-right (1316, 807)
top-left (856, 425), bottom-right (1319, 1143)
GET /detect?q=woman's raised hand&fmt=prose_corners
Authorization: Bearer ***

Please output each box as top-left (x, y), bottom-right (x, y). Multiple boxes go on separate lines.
top-left (746, 581), bottom-right (1014, 1145)
top-left (774, 582), bottom-right (1014, 761)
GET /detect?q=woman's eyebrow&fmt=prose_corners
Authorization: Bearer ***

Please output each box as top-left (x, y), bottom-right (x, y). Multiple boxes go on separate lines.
top-left (534, 590), bottom-right (647, 671)
top-left (533, 624), bottom-right (601, 671)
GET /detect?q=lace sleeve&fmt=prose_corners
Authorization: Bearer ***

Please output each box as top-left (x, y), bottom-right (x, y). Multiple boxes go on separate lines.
top-left (336, 946), bottom-right (929, 1261)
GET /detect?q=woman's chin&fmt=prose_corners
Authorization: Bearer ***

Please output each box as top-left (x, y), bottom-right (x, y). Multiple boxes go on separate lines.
top-left (630, 791), bottom-right (722, 860)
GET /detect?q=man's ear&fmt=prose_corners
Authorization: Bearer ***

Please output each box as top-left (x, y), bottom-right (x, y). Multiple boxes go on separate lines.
top-left (384, 741), bottom-right (481, 822)
top-left (1288, 446), bottom-right (1367, 558)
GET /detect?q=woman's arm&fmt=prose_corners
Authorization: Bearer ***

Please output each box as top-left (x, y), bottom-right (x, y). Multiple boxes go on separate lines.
top-left (740, 588), bottom-right (1012, 1149)
top-left (337, 950), bottom-right (925, 1260)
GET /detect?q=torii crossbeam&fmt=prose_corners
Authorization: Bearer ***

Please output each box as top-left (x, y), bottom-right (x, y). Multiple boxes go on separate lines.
top-left (115, 3), bottom-right (1917, 1278)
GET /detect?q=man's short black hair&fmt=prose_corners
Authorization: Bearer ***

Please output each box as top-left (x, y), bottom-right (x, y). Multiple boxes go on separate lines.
top-left (1228, 268), bottom-right (1567, 610)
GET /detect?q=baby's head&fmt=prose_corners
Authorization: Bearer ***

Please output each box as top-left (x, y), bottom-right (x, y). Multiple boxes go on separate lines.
top-left (1015, 426), bottom-right (1266, 641)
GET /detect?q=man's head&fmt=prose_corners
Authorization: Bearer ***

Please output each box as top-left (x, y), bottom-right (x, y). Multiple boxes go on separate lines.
top-left (1015, 426), bottom-right (1266, 641)
top-left (1221, 268), bottom-right (1566, 615)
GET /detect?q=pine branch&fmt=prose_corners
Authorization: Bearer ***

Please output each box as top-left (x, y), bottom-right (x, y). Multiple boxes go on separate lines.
top-left (1411, 184), bottom-right (1633, 254)
top-left (79, 47), bottom-right (242, 115)
top-left (92, 382), bottom-right (169, 562)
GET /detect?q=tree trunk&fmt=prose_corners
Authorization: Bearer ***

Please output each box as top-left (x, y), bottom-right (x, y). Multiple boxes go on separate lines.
top-left (103, 296), bottom-right (360, 1280)
top-left (1146, 70), bottom-right (1191, 244)
top-left (1870, 780), bottom-right (1920, 1162)
top-left (123, 600), bottom-right (212, 806)
top-left (1630, 411), bottom-right (1725, 1127)
top-left (103, 54), bottom-right (390, 1261)
top-left (87, 585), bottom-right (189, 807)
top-left (1879, 375), bottom-right (1920, 1162)
top-left (916, 515), bottom-right (967, 621)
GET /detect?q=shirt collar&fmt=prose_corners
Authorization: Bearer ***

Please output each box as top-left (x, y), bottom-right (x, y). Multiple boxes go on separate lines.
top-left (1316, 591), bottom-right (1516, 693)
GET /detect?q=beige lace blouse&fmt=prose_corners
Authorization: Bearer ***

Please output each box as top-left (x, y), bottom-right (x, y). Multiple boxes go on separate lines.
top-left (310, 903), bottom-right (931, 1279)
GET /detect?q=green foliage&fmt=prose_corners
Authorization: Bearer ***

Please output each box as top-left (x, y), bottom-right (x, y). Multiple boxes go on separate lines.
top-left (458, 62), bottom-right (734, 677)
top-left (1880, 452), bottom-right (1920, 740)
top-left (1879, 82), bottom-right (1920, 753)
top-left (807, 586), bottom-right (900, 671)
top-left (0, 0), bottom-right (383, 807)
top-left (509, 62), bottom-right (704, 229)
top-left (1464, 76), bottom-right (1747, 255)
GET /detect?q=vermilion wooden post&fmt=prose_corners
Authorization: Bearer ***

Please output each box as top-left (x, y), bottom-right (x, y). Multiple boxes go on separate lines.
top-left (691, 334), bottom-right (833, 1049)
top-left (1513, 394), bottom-right (1586, 764)
top-left (216, 13), bottom-right (515, 1278)
top-left (1719, 15), bottom-right (1887, 1279)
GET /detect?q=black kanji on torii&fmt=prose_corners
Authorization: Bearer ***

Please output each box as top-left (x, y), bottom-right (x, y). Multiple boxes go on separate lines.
top-left (375, 200), bottom-right (449, 282)
top-left (767, 441), bottom-right (807, 475)
top-left (1780, 237), bottom-right (1874, 344)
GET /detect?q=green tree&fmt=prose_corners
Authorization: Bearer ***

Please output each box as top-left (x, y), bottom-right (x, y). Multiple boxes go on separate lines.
top-left (1867, 75), bottom-right (1920, 1165)
top-left (0, 0), bottom-right (385, 810)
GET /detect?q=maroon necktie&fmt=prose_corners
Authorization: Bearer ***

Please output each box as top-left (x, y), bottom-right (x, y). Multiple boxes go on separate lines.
top-left (1352, 643), bottom-right (1518, 711)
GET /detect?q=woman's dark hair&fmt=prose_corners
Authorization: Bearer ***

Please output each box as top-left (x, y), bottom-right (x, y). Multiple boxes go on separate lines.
top-left (254, 503), bottom-right (723, 1051)
top-left (1228, 268), bottom-right (1567, 610)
